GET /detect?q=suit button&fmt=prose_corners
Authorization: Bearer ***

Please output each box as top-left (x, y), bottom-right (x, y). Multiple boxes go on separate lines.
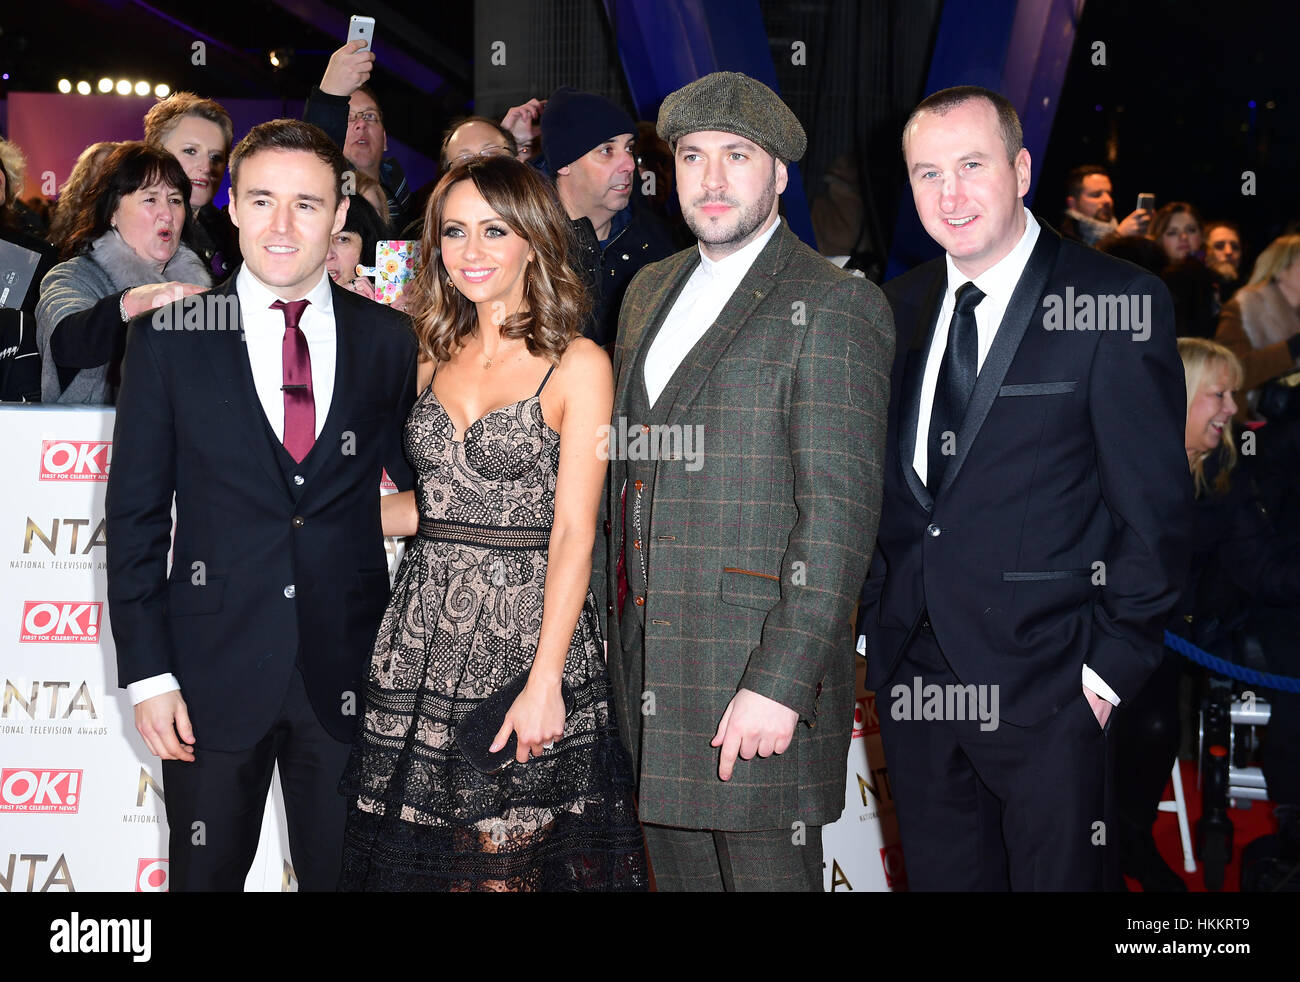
top-left (293, 475), bottom-right (304, 486)
top-left (283, 584), bottom-right (296, 599)
top-left (292, 515), bottom-right (305, 528)
top-left (926, 523), bottom-right (941, 537)
top-left (634, 479), bottom-right (643, 490)
top-left (633, 539), bottom-right (640, 549)
top-left (603, 519), bottom-right (611, 534)
top-left (641, 424), bottom-right (650, 434)
top-left (621, 253), bottom-right (630, 260)
top-left (635, 596), bottom-right (645, 606)
top-left (607, 604), bottom-right (615, 615)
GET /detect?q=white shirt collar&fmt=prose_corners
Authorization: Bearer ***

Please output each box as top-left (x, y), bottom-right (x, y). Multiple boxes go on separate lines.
top-left (942, 207), bottom-right (1040, 303)
top-left (696, 216), bottom-right (782, 281)
top-left (236, 265), bottom-right (335, 320)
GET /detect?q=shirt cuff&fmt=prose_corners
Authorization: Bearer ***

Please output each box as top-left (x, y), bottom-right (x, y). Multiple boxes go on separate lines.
top-left (128, 673), bottom-right (181, 705)
top-left (1082, 665), bottom-right (1120, 707)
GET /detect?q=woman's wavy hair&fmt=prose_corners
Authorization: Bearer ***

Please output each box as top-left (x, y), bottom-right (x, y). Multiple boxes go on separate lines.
top-left (1179, 337), bottom-right (1244, 498)
top-left (49, 141), bottom-right (121, 249)
top-left (406, 155), bottom-right (589, 364)
top-left (60, 142), bottom-right (191, 260)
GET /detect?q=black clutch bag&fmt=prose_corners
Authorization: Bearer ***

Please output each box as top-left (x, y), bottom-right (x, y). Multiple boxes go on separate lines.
top-left (455, 672), bottom-right (576, 774)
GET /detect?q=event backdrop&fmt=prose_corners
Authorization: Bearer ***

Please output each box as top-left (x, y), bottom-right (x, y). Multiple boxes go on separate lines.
top-left (4, 93), bottom-right (439, 211)
top-left (0, 404), bottom-right (901, 892)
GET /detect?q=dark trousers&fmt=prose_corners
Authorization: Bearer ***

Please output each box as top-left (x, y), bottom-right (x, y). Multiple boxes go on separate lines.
top-left (642, 822), bottom-right (823, 892)
top-left (877, 627), bottom-right (1115, 891)
top-left (1111, 652), bottom-right (1182, 864)
top-left (160, 665), bottom-right (351, 891)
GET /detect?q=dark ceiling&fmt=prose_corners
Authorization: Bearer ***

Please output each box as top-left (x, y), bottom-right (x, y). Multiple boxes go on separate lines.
top-left (0, 0), bottom-right (474, 157)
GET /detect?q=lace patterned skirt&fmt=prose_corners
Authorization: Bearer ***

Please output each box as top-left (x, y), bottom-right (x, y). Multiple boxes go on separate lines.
top-left (338, 523), bottom-right (648, 892)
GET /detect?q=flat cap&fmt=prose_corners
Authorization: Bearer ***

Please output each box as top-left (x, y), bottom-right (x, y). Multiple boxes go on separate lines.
top-left (657, 71), bottom-right (806, 163)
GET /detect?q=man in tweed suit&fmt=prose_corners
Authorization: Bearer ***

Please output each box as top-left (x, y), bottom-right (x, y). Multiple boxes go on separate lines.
top-left (593, 72), bottom-right (893, 891)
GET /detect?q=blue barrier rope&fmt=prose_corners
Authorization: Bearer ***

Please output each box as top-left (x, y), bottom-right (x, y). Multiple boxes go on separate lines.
top-left (1164, 630), bottom-right (1300, 693)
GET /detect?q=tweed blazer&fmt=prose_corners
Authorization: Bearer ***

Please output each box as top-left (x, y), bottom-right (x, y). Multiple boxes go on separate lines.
top-left (594, 220), bottom-right (894, 830)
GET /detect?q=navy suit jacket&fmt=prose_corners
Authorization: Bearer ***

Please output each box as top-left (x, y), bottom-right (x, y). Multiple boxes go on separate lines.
top-left (860, 221), bottom-right (1193, 724)
top-left (106, 271), bottom-right (417, 750)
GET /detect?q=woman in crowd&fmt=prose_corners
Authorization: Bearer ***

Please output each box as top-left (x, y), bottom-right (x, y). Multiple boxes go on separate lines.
top-left (1215, 234), bottom-right (1300, 402)
top-left (143, 92), bottom-right (240, 280)
top-left (326, 189), bottom-right (388, 299)
top-left (338, 154), bottom-right (647, 891)
top-left (0, 137), bottom-right (58, 400)
top-left (36, 142), bottom-right (210, 405)
top-left (48, 142), bottom-right (120, 248)
top-left (1148, 201), bottom-right (1220, 339)
top-left (1112, 338), bottom-right (1300, 890)
top-left (0, 137), bottom-right (48, 239)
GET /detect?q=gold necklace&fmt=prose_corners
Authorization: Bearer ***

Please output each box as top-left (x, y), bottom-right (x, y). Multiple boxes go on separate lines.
top-left (481, 336), bottom-right (522, 369)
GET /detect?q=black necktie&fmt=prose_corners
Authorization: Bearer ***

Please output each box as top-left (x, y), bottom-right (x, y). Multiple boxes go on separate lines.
top-left (927, 282), bottom-right (985, 494)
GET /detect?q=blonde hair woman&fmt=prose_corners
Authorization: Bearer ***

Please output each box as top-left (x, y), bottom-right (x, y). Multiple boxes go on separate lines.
top-left (1215, 235), bottom-right (1300, 401)
top-left (1113, 337), bottom-right (1300, 891)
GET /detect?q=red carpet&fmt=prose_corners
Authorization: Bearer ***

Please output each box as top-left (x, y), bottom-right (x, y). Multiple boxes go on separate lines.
top-left (1124, 758), bottom-right (1276, 892)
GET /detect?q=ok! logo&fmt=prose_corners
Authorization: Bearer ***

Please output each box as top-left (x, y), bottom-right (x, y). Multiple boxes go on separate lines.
top-left (0, 768), bottom-right (83, 814)
top-left (19, 602), bottom-right (102, 643)
top-left (38, 440), bottom-right (112, 482)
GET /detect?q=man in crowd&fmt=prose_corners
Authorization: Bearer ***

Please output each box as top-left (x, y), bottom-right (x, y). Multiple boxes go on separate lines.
top-left (305, 41), bottom-right (415, 230)
top-left (597, 71), bottom-right (893, 890)
top-left (1059, 164), bottom-right (1151, 245)
top-left (862, 86), bottom-right (1192, 890)
top-left (541, 87), bottom-right (677, 347)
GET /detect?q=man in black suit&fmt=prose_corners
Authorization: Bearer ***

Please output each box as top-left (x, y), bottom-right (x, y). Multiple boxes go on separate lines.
top-left (106, 119), bottom-right (417, 891)
top-left (860, 86), bottom-right (1192, 890)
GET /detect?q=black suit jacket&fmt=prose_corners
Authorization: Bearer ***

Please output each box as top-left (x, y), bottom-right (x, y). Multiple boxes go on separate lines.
top-left (106, 271), bottom-right (418, 750)
top-left (861, 221), bottom-right (1193, 724)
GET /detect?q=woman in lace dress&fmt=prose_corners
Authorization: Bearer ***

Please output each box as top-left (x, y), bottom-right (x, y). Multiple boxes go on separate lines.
top-left (338, 154), bottom-right (648, 891)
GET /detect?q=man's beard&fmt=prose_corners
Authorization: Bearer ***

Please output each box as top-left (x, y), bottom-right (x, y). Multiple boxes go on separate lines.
top-left (685, 171), bottom-right (777, 251)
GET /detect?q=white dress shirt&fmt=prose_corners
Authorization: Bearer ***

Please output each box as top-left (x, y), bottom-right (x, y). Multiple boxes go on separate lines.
top-left (237, 265), bottom-right (338, 441)
top-left (643, 216), bottom-right (781, 406)
top-left (910, 209), bottom-right (1119, 707)
top-left (127, 267), bottom-right (339, 705)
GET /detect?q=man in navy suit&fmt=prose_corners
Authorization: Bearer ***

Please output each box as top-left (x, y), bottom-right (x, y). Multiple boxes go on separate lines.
top-left (107, 119), bottom-right (417, 891)
top-left (860, 86), bottom-right (1192, 890)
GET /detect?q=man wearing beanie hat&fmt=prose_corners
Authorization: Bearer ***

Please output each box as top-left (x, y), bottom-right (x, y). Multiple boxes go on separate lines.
top-left (541, 87), bottom-right (677, 347)
top-left (593, 71), bottom-right (894, 891)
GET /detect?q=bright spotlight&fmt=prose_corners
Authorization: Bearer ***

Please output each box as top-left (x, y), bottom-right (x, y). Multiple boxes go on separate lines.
top-left (134, 81), bottom-right (149, 96)
top-left (76, 81), bottom-right (91, 95)
top-left (57, 78), bottom-right (72, 93)
top-left (98, 77), bottom-right (113, 93)
top-left (154, 83), bottom-right (170, 98)
top-left (116, 79), bottom-right (131, 95)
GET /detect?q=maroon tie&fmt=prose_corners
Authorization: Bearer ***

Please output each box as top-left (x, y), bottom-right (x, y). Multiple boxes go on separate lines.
top-left (271, 298), bottom-right (314, 462)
